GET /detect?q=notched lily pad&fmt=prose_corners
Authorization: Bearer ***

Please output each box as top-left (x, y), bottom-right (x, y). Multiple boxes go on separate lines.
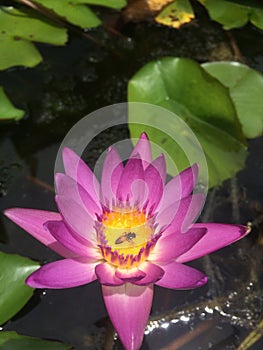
top-left (0, 251), bottom-right (39, 325)
top-left (0, 86), bottom-right (24, 121)
top-left (203, 61), bottom-right (263, 139)
top-left (0, 7), bottom-right (67, 70)
top-left (128, 57), bottom-right (247, 187)
top-left (0, 331), bottom-right (72, 349)
top-left (204, 0), bottom-right (263, 30)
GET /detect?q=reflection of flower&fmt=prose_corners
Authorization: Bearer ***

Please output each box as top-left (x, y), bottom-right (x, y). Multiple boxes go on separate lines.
top-left (5, 133), bottom-right (249, 350)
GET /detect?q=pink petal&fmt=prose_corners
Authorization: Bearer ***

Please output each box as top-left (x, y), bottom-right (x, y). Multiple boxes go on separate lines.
top-left (4, 208), bottom-right (74, 258)
top-left (133, 262), bottom-right (164, 285)
top-left (144, 157), bottom-right (165, 212)
top-left (26, 258), bottom-right (97, 289)
top-left (157, 164), bottom-right (199, 212)
top-left (150, 154), bottom-right (166, 183)
top-left (55, 173), bottom-right (101, 217)
top-left (130, 132), bottom-right (152, 169)
top-left (157, 193), bottom-right (204, 235)
top-left (45, 220), bottom-right (100, 259)
top-left (116, 157), bottom-right (146, 205)
top-left (149, 227), bottom-right (207, 262)
top-left (95, 262), bottom-right (124, 286)
top-left (100, 147), bottom-right (123, 207)
top-left (177, 223), bottom-right (250, 263)
top-left (156, 262), bottom-right (207, 289)
top-left (56, 195), bottom-right (96, 244)
top-left (115, 267), bottom-right (146, 283)
top-left (62, 147), bottom-right (100, 205)
top-left (102, 283), bottom-right (153, 350)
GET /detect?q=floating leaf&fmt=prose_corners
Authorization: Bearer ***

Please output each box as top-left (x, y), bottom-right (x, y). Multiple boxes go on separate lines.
top-left (0, 86), bottom-right (25, 121)
top-left (155, 0), bottom-right (195, 28)
top-left (73, 0), bottom-right (127, 9)
top-left (225, 0), bottom-right (263, 10)
top-left (128, 57), bottom-right (247, 187)
top-left (32, 0), bottom-right (100, 28)
top-left (204, 0), bottom-right (263, 30)
top-left (32, 0), bottom-right (127, 29)
top-left (0, 7), bottom-right (67, 70)
top-left (0, 251), bottom-right (39, 325)
top-left (0, 331), bottom-right (72, 350)
top-left (203, 61), bottom-right (263, 139)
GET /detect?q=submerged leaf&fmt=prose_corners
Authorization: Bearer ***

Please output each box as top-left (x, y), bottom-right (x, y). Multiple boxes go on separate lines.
top-left (0, 7), bottom-right (67, 70)
top-left (203, 61), bottom-right (263, 139)
top-left (0, 86), bottom-right (25, 121)
top-left (0, 331), bottom-right (72, 349)
top-left (0, 251), bottom-right (39, 325)
top-left (155, 0), bottom-right (195, 28)
top-left (128, 57), bottom-right (247, 187)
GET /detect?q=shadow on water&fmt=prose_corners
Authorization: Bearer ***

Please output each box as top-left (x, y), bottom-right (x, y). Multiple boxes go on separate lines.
top-left (0, 9), bottom-right (263, 350)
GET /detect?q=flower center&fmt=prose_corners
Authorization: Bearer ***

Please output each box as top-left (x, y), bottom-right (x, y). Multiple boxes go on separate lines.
top-left (97, 208), bottom-right (158, 268)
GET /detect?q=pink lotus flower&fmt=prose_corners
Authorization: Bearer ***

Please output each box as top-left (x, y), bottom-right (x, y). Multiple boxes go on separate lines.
top-left (4, 133), bottom-right (249, 350)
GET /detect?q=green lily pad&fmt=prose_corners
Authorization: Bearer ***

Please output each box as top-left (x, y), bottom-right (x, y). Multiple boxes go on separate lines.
top-left (0, 7), bottom-right (67, 70)
top-left (0, 251), bottom-right (39, 325)
top-left (204, 0), bottom-right (263, 30)
top-left (32, 0), bottom-right (100, 28)
top-left (128, 57), bottom-right (247, 187)
top-left (0, 331), bottom-right (72, 349)
top-left (32, 0), bottom-right (127, 29)
top-left (203, 61), bottom-right (263, 139)
top-left (0, 87), bottom-right (25, 121)
top-left (225, 0), bottom-right (263, 10)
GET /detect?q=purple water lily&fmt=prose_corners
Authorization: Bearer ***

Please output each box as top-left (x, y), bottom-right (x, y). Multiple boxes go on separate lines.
top-left (4, 133), bottom-right (249, 350)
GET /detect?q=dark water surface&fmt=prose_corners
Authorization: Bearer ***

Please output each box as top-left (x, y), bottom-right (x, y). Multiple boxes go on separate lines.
top-left (0, 14), bottom-right (263, 350)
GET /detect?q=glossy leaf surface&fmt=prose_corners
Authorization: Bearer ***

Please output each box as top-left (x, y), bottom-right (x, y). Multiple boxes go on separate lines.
top-left (204, 0), bottom-right (263, 30)
top-left (203, 61), bottom-right (263, 139)
top-left (128, 57), bottom-right (247, 187)
top-left (0, 252), bottom-right (39, 325)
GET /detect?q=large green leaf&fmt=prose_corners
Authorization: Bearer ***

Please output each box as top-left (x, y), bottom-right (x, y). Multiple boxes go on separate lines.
top-left (128, 57), bottom-right (247, 187)
top-left (204, 0), bottom-right (263, 30)
top-left (0, 7), bottom-right (67, 70)
top-left (0, 251), bottom-right (39, 325)
top-left (0, 331), bottom-right (72, 349)
top-left (203, 61), bottom-right (263, 139)
top-left (0, 86), bottom-right (25, 121)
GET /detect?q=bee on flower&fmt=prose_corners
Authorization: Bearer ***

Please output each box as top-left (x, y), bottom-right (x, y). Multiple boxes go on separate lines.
top-left (4, 133), bottom-right (249, 350)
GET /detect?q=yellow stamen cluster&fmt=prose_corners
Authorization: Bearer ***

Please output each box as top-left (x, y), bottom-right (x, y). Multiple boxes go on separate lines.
top-left (98, 209), bottom-right (156, 268)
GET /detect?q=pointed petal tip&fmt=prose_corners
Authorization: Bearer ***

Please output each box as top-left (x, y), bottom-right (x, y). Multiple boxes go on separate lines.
top-left (102, 284), bottom-right (153, 350)
top-left (140, 132), bottom-right (149, 140)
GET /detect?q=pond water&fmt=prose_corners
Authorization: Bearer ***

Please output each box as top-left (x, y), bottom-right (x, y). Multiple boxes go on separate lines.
top-left (0, 12), bottom-right (263, 350)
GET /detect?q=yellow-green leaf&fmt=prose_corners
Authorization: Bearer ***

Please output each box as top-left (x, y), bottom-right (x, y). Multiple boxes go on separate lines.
top-left (0, 86), bottom-right (25, 121)
top-left (156, 0), bottom-right (195, 28)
